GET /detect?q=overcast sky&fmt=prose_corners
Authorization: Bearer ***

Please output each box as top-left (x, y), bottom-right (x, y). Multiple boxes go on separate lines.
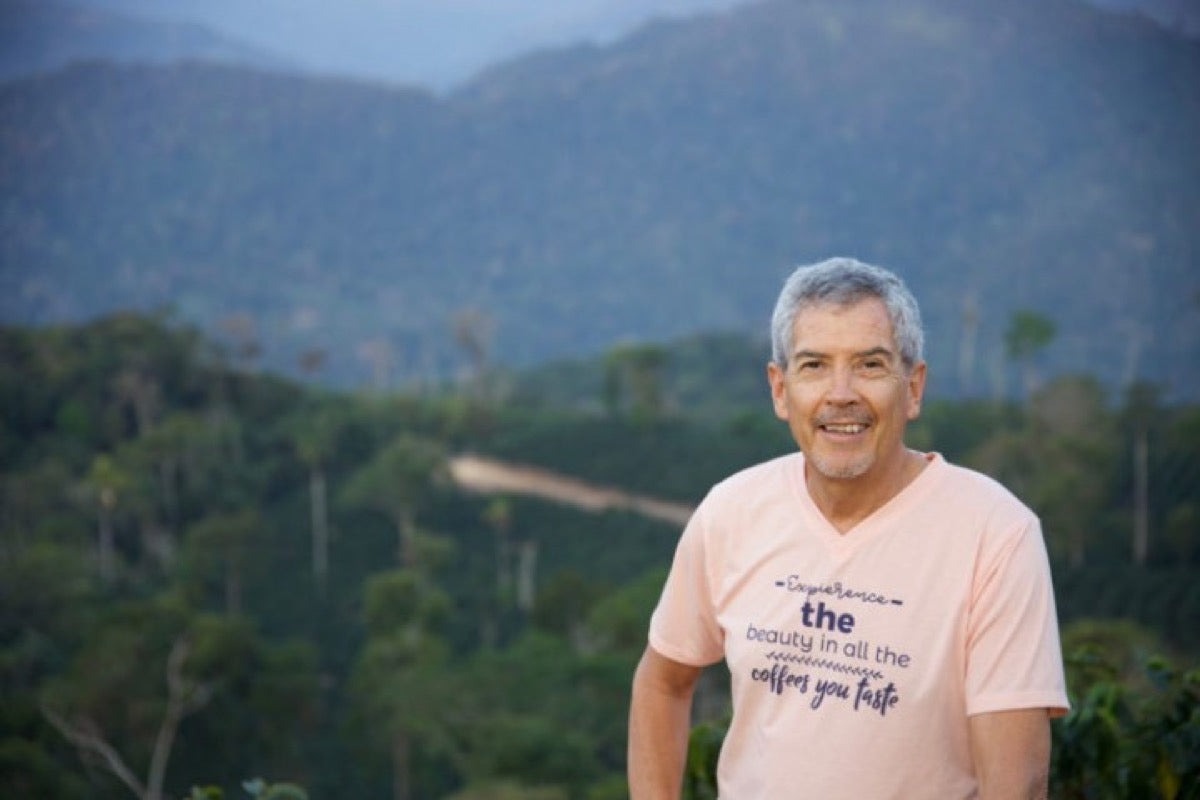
top-left (85, 0), bottom-right (1199, 90)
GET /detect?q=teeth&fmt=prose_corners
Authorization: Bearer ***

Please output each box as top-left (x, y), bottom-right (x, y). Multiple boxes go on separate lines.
top-left (824, 424), bottom-right (866, 434)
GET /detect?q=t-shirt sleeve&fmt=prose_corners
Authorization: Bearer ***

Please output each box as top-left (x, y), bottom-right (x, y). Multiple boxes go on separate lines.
top-left (647, 504), bottom-right (726, 667)
top-left (964, 515), bottom-right (1070, 717)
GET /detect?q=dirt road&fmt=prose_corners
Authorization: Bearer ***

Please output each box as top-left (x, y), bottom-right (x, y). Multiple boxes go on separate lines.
top-left (449, 454), bottom-right (694, 527)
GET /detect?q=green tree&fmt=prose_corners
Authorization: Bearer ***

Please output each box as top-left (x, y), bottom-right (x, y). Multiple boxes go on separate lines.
top-left (110, 364), bottom-right (163, 440)
top-left (1122, 382), bottom-right (1162, 566)
top-left (280, 405), bottom-right (342, 593)
top-left (0, 541), bottom-right (96, 799)
top-left (583, 566), bottom-right (668, 654)
top-left (82, 453), bottom-right (133, 584)
top-left (1164, 503), bottom-right (1199, 566)
top-left (532, 569), bottom-right (605, 651)
top-left (1159, 407), bottom-right (1200, 568)
top-left (133, 411), bottom-right (214, 567)
top-left (967, 376), bottom-right (1114, 567)
top-left (184, 510), bottom-right (265, 617)
top-left (1004, 310), bottom-right (1057, 400)
top-left (448, 634), bottom-right (607, 793)
top-left (482, 497), bottom-right (515, 646)
top-left (39, 602), bottom-right (221, 800)
top-left (40, 594), bottom-right (317, 800)
top-left (1030, 376), bottom-right (1115, 568)
top-left (351, 569), bottom-right (453, 800)
top-left (604, 343), bottom-right (669, 422)
top-left (340, 434), bottom-right (448, 567)
top-left (444, 782), bottom-right (567, 800)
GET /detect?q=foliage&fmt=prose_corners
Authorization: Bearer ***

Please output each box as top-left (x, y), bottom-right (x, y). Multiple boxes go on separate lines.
top-left (1004, 310), bottom-right (1058, 361)
top-left (444, 782), bottom-right (569, 800)
top-left (339, 433), bottom-right (450, 567)
top-left (683, 719), bottom-right (726, 800)
top-left (2, 312), bottom-right (1198, 797)
top-left (1052, 629), bottom-right (1200, 798)
top-left (188, 778), bottom-right (309, 800)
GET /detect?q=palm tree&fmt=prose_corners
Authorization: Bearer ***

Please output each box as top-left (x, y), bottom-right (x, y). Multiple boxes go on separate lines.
top-left (1122, 382), bottom-right (1161, 566)
top-left (1004, 309), bottom-right (1057, 400)
top-left (282, 406), bottom-right (341, 592)
top-left (83, 454), bottom-right (131, 584)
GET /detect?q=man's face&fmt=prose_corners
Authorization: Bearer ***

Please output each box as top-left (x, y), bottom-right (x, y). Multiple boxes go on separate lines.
top-left (767, 297), bottom-right (926, 484)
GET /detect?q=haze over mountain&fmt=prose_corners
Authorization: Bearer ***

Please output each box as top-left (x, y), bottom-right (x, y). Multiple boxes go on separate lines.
top-left (3, 0), bottom-right (756, 89)
top-left (2, 0), bottom-right (1198, 398)
top-left (4, 0), bottom-right (1197, 89)
top-left (0, 0), bottom-right (292, 82)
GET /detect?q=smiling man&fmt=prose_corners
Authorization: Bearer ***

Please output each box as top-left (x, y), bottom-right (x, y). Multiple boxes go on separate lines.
top-left (628, 257), bottom-right (1068, 799)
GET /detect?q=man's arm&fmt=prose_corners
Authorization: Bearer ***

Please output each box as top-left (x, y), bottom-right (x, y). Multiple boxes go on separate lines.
top-left (968, 708), bottom-right (1051, 800)
top-left (628, 645), bottom-right (703, 800)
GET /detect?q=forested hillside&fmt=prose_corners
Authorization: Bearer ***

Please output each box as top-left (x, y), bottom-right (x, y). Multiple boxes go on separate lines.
top-left (2, 312), bottom-right (1198, 797)
top-left (2, 0), bottom-right (1198, 397)
top-left (0, 0), bottom-right (289, 81)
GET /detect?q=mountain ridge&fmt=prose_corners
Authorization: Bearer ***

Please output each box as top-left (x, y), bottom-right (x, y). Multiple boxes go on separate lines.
top-left (13, 0), bottom-right (1198, 89)
top-left (0, 0), bottom-right (294, 82)
top-left (2, 0), bottom-right (1198, 397)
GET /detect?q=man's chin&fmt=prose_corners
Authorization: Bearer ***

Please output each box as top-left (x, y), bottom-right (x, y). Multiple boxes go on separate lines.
top-left (807, 454), bottom-right (872, 481)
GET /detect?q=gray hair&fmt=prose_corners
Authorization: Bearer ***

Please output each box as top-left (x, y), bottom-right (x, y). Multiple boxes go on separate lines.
top-left (770, 257), bottom-right (924, 369)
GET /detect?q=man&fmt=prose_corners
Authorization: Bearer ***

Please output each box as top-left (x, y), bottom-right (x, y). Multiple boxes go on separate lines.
top-left (628, 257), bottom-right (1068, 798)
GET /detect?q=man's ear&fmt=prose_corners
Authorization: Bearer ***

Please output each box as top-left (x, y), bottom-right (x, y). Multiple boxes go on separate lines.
top-left (906, 360), bottom-right (927, 420)
top-left (767, 362), bottom-right (789, 421)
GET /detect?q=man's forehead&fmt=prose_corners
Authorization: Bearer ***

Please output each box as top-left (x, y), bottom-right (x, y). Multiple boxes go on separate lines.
top-left (791, 298), bottom-right (898, 346)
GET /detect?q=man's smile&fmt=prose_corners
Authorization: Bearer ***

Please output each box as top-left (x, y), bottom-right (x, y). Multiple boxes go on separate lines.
top-left (819, 422), bottom-right (869, 435)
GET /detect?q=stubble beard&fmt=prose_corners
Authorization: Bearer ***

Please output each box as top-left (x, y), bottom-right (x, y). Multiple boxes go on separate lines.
top-left (805, 449), bottom-right (875, 481)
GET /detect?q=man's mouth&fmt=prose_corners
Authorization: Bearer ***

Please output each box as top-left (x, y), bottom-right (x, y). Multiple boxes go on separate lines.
top-left (820, 423), bottom-right (868, 435)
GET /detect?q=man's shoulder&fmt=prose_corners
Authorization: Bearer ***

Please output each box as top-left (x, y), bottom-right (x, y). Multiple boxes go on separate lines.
top-left (932, 455), bottom-right (1038, 526)
top-left (712, 451), bottom-right (802, 494)
top-left (695, 452), bottom-right (803, 518)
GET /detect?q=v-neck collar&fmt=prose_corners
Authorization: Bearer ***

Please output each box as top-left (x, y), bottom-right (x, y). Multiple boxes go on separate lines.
top-left (787, 451), bottom-right (945, 556)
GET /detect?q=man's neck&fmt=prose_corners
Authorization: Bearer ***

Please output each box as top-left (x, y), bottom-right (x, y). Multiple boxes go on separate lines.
top-left (806, 449), bottom-right (928, 534)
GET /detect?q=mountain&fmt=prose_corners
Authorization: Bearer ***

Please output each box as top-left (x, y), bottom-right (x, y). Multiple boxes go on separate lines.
top-left (83, 0), bottom-right (763, 91)
top-left (1090, 0), bottom-right (1200, 36)
top-left (2, 0), bottom-right (1198, 398)
top-left (0, 0), bottom-right (292, 81)
top-left (66, 0), bottom-right (1200, 89)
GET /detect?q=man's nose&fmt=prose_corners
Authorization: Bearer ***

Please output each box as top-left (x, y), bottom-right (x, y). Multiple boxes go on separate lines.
top-left (825, 365), bottom-right (859, 403)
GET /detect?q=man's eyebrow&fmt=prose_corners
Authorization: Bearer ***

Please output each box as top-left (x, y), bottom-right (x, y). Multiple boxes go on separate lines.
top-left (790, 349), bottom-right (827, 362)
top-left (791, 346), bottom-right (896, 361)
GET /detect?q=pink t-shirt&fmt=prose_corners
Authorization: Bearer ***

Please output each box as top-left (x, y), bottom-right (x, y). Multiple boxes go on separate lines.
top-left (648, 452), bottom-right (1069, 799)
